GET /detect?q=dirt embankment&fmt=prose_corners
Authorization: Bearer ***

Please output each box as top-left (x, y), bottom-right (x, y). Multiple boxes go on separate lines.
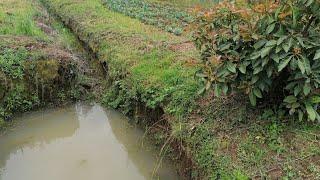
top-left (0, 0), bottom-right (91, 122)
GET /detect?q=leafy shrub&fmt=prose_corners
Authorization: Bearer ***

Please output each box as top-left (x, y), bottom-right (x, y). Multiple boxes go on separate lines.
top-left (193, 0), bottom-right (320, 121)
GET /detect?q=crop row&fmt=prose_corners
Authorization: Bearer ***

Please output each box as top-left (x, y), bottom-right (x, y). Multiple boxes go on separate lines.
top-left (103, 0), bottom-right (194, 35)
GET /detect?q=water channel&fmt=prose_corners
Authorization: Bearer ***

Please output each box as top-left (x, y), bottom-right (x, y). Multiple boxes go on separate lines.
top-left (0, 103), bottom-right (179, 180)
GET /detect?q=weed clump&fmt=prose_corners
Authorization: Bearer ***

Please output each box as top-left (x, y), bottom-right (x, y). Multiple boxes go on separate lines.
top-left (194, 0), bottom-right (320, 122)
top-left (0, 36), bottom-right (81, 120)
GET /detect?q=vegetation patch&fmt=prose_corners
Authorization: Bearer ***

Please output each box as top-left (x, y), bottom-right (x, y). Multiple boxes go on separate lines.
top-left (194, 1), bottom-right (320, 122)
top-left (0, 36), bottom-right (82, 120)
top-left (103, 0), bottom-right (193, 35)
top-left (41, 0), bottom-right (200, 118)
top-left (184, 92), bottom-right (320, 178)
top-left (146, 0), bottom-right (218, 9)
top-left (0, 0), bottom-right (46, 37)
top-left (0, 0), bottom-right (88, 124)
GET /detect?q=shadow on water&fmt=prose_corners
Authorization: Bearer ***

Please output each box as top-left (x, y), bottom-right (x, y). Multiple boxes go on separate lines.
top-left (0, 103), bottom-right (179, 180)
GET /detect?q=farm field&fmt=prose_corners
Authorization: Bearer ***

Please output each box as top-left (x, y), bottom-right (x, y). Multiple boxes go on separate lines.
top-left (1, 0), bottom-right (320, 179)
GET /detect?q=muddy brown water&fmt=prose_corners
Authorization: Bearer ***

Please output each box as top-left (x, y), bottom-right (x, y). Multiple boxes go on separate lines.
top-left (0, 103), bottom-right (179, 180)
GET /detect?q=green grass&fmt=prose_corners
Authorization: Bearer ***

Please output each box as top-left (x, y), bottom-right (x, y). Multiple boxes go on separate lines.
top-left (0, 0), bottom-right (45, 37)
top-left (184, 95), bottom-right (320, 178)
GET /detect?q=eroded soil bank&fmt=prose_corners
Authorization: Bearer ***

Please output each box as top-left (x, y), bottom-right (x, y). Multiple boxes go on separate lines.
top-left (0, 0), bottom-right (89, 123)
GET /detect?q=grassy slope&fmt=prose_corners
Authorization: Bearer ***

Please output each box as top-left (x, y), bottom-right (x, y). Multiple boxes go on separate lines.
top-left (0, 0), bottom-right (86, 126)
top-left (0, 0), bottom-right (46, 37)
top-left (37, 0), bottom-right (320, 179)
top-left (41, 0), bottom-right (200, 116)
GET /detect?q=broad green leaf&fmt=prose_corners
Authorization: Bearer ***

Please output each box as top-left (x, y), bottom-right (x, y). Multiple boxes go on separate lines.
top-left (294, 86), bottom-right (301, 96)
top-left (290, 57), bottom-right (297, 69)
top-left (253, 66), bottom-right (262, 74)
top-left (253, 88), bottom-right (263, 98)
top-left (276, 46), bottom-right (282, 53)
top-left (291, 102), bottom-right (300, 109)
top-left (226, 62), bottom-right (236, 73)
top-left (297, 59), bottom-right (306, 74)
top-left (277, 36), bottom-right (287, 45)
top-left (306, 0), bottom-right (314, 6)
top-left (271, 53), bottom-right (280, 63)
top-left (261, 47), bottom-right (272, 58)
top-left (249, 92), bottom-right (257, 106)
top-left (303, 83), bottom-right (311, 95)
top-left (239, 64), bottom-right (246, 74)
top-left (266, 40), bottom-right (277, 47)
top-left (220, 43), bottom-right (231, 51)
top-left (250, 52), bottom-right (261, 60)
top-left (302, 57), bottom-right (311, 75)
top-left (283, 96), bottom-right (297, 103)
top-left (283, 44), bottom-right (290, 53)
top-left (296, 37), bottom-right (305, 47)
top-left (251, 75), bottom-right (259, 84)
top-left (214, 84), bottom-right (221, 97)
top-left (313, 49), bottom-right (320, 60)
top-left (286, 82), bottom-right (296, 90)
top-left (278, 56), bottom-right (292, 71)
top-left (254, 40), bottom-right (266, 49)
top-left (197, 86), bottom-right (206, 95)
top-left (298, 110), bottom-right (303, 121)
top-left (292, 6), bottom-right (299, 28)
top-left (266, 23), bottom-right (275, 34)
top-left (310, 96), bottom-right (320, 103)
top-left (288, 38), bottom-right (293, 49)
top-left (282, 38), bottom-right (293, 53)
top-left (289, 108), bottom-right (296, 115)
top-left (316, 111), bottom-right (320, 121)
top-left (305, 103), bottom-right (316, 121)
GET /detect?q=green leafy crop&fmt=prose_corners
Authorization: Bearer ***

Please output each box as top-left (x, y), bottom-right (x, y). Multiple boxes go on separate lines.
top-left (103, 0), bottom-right (193, 35)
top-left (193, 0), bottom-right (320, 122)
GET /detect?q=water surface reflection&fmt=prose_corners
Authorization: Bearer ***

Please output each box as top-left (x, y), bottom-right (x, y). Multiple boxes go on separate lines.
top-left (0, 103), bottom-right (178, 180)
